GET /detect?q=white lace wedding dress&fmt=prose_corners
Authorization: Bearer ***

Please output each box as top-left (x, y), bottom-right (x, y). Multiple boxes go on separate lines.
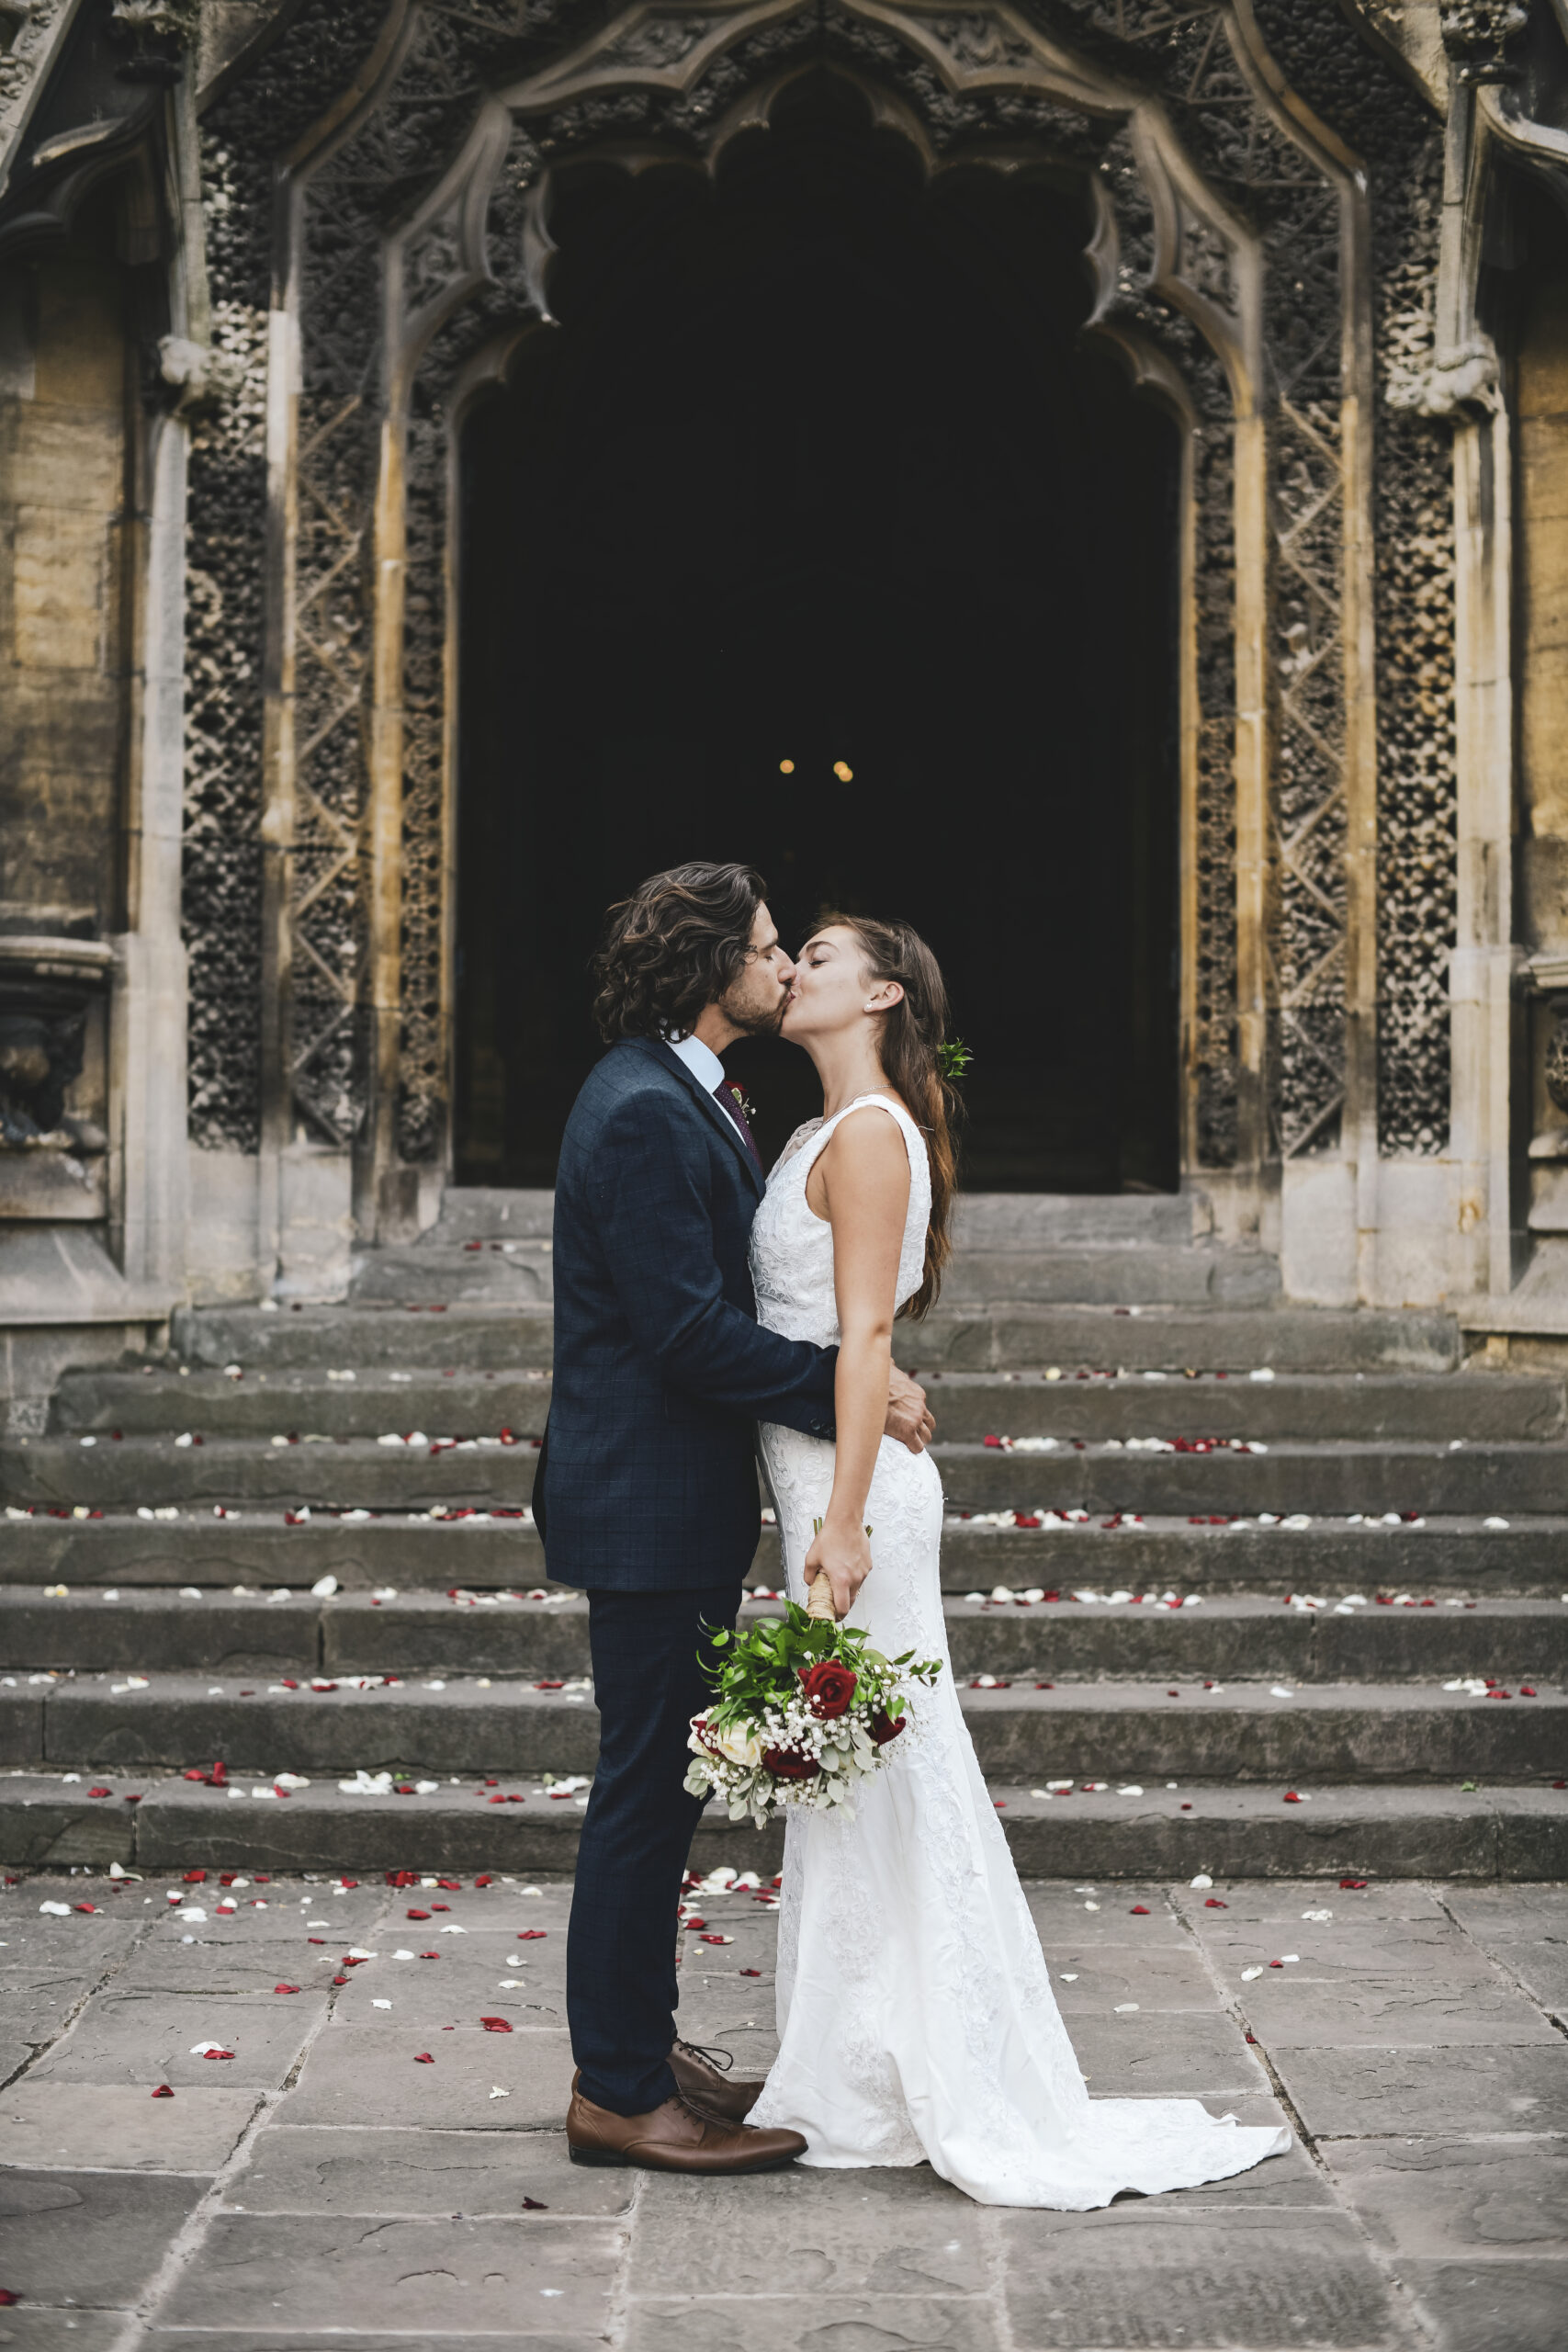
top-left (744, 1092), bottom-right (1292, 2208)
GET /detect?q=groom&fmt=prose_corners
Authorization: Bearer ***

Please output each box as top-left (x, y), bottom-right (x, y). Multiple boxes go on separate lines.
top-left (536, 860), bottom-right (933, 2172)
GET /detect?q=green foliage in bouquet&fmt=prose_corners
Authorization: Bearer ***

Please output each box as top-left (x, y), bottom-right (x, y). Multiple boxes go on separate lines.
top-left (703, 1601), bottom-right (937, 1732)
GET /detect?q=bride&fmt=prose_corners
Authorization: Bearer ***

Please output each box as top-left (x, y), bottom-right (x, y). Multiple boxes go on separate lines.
top-left (742, 911), bottom-right (1291, 2209)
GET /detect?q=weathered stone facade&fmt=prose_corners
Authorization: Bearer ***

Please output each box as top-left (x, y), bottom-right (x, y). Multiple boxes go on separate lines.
top-left (2, 0), bottom-right (1568, 1392)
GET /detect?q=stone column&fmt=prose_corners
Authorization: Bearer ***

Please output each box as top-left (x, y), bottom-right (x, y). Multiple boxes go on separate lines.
top-left (112, 408), bottom-right (191, 1293)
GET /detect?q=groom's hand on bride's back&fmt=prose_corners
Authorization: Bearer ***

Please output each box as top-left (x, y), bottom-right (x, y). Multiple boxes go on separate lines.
top-left (885, 1368), bottom-right (934, 1454)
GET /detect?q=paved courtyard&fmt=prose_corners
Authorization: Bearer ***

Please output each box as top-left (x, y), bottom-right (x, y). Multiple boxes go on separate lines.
top-left (0, 1868), bottom-right (1563, 2351)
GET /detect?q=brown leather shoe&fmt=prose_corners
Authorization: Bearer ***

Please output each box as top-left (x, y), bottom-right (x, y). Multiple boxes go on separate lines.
top-left (669, 2037), bottom-right (765, 2122)
top-left (567, 2086), bottom-right (805, 2172)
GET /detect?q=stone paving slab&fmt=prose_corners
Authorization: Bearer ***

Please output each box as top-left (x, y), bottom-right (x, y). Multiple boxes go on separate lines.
top-left (279, 2022), bottom-right (575, 2130)
top-left (0, 1872), bottom-right (1562, 2348)
top-left (625, 2296), bottom-right (1000, 2351)
top-left (1236, 1975), bottom-right (1558, 2043)
top-left (222, 2126), bottom-right (631, 2217)
top-left (0, 2310), bottom-right (130, 2349)
top-left (144, 2338), bottom-right (601, 2352)
top-left (1319, 2135), bottom-right (1568, 2258)
top-left (999, 2204), bottom-right (1398, 2348)
top-left (152, 2213), bottom-right (619, 2335)
top-left (1270, 2043), bottom-right (1568, 2136)
top-left (28, 1994), bottom-right (319, 2089)
top-left (1401, 2258), bottom-right (1566, 2352)
top-left (0, 2170), bottom-right (208, 2301)
top-left (0, 2081), bottom-right (260, 2171)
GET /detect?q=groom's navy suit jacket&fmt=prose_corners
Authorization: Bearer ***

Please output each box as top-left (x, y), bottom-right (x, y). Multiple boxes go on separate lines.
top-left (536, 1036), bottom-right (838, 1589)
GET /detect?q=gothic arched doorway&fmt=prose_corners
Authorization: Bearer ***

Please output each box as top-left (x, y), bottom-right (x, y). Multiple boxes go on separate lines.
top-left (454, 74), bottom-right (1181, 1190)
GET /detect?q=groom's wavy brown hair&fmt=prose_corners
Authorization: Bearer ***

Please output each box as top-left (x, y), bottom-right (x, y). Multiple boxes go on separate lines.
top-left (823, 913), bottom-right (962, 1320)
top-left (592, 862), bottom-right (767, 1043)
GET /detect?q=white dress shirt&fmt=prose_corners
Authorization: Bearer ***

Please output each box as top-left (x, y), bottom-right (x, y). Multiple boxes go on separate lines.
top-left (665, 1032), bottom-right (726, 1091)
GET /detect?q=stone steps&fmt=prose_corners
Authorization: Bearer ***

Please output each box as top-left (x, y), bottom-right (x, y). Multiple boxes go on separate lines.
top-left (4, 1587), bottom-right (1565, 1681)
top-left (4, 1668), bottom-right (1562, 1781)
top-left (50, 1365), bottom-right (1562, 1442)
top-left (6, 1510), bottom-right (1565, 1594)
top-left (6, 1264), bottom-right (1562, 1883)
top-left (171, 1301), bottom-right (1461, 1374)
top-left (1, 1770), bottom-right (1561, 1880)
top-left (7, 1431), bottom-right (1562, 1514)
top-left (347, 1239), bottom-right (1287, 1307)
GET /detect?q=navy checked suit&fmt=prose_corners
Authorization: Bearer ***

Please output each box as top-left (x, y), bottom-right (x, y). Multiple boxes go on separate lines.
top-left (536, 1036), bottom-right (839, 2116)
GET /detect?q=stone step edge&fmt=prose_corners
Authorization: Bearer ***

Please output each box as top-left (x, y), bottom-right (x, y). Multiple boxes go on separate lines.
top-left (3, 1771), bottom-right (1561, 1879)
top-left (5, 1589), bottom-right (1566, 1668)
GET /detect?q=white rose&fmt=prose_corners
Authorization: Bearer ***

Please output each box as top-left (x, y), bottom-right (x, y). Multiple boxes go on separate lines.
top-left (711, 1720), bottom-right (766, 1769)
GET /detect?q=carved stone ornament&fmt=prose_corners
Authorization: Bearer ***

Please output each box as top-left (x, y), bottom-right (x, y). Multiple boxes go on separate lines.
top-left (1439, 0), bottom-right (1530, 82)
top-left (1546, 1015), bottom-right (1568, 1116)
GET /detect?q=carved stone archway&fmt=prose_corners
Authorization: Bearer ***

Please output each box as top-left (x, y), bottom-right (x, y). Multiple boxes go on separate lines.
top-left (185, 0), bottom-right (1461, 1297)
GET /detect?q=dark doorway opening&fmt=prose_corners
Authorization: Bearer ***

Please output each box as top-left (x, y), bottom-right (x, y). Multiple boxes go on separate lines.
top-left (455, 74), bottom-right (1181, 1188)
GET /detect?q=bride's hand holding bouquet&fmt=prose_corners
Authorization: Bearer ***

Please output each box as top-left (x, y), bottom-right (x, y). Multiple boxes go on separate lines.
top-left (684, 1543), bottom-right (942, 1827)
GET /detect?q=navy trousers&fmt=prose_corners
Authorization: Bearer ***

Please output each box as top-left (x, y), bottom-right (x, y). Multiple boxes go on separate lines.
top-left (567, 1582), bottom-right (740, 2116)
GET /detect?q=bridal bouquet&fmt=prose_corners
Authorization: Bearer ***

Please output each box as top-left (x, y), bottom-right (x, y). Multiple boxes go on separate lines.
top-left (684, 1575), bottom-right (943, 1827)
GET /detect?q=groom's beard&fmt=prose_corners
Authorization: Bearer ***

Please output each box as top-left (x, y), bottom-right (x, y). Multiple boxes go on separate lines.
top-left (723, 989), bottom-right (790, 1041)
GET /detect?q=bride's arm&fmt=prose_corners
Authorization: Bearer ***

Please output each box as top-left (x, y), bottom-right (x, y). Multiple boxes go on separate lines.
top-left (802, 1109), bottom-right (911, 1618)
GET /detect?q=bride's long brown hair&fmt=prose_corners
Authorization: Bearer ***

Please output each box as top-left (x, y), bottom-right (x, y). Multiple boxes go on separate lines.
top-left (825, 913), bottom-right (962, 1319)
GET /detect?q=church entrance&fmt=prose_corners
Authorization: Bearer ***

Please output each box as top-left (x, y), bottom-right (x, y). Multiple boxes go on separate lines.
top-left (453, 74), bottom-right (1181, 1191)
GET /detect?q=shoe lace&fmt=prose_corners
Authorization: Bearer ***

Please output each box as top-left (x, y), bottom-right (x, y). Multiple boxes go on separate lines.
top-left (672, 2086), bottom-right (732, 2131)
top-left (673, 2037), bottom-right (734, 2075)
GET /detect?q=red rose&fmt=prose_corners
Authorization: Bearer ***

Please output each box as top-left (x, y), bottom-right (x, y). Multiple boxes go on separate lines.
top-left (868, 1709), bottom-right (906, 1746)
top-left (761, 1745), bottom-right (823, 1780)
top-left (799, 1661), bottom-right (858, 1719)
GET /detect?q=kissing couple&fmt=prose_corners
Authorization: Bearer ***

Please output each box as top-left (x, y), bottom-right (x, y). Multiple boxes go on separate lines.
top-left (535, 860), bottom-right (1289, 2207)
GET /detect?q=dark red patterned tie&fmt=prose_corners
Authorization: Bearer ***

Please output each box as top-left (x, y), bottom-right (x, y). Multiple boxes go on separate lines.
top-left (714, 1080), bottom-right (763, 1172)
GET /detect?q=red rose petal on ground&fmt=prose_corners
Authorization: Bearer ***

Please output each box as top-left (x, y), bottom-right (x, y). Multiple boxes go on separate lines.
top-left (479, 2016), bottom-right (513, 2032)
top-left (739, 1967), bottom-right (761, 1976)
top-left (1204, 1898), bottom-right (1228, 1908)
top-left (203, 2048), bottom-right (236, 2060)
top-left (333, 1974), bottom-right (349, 1985)
top-left (273, 1984), bottom-right (301, 1995)
top-left (420, 1951), bottom-right (440, 1960)
top-left (407, 1908), bottom-right (431, 1919)
top-left (520, 2196), bottom-right (547, 2210)
top-left (413, 2052), bottom-right (434, 2064)
top-left (516, 1929), bottom-right (547, 1940)
top-left (1245, 2031), bottom-right (1258, 2044)
top-left (475, 1874), bottom-right (494, 1887)
top-left (1130, 1905), bottom-right (1150, 1915)
top-left (88, 1787), bottom-right (111, 1800)
top-left (151, 2086), bottom-right (175, 2098)
top-left (1283, 1791), bottom-right (1303, 1803)
top-left (1339, 1878), bottom-right (1370, 1889)
top-left (437, 1878), bottom-right (460, 1891)
top-left (0, 2290), bottom-right (20, 2305)
top-left (74, 1903), bottom-right (99, 1913)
